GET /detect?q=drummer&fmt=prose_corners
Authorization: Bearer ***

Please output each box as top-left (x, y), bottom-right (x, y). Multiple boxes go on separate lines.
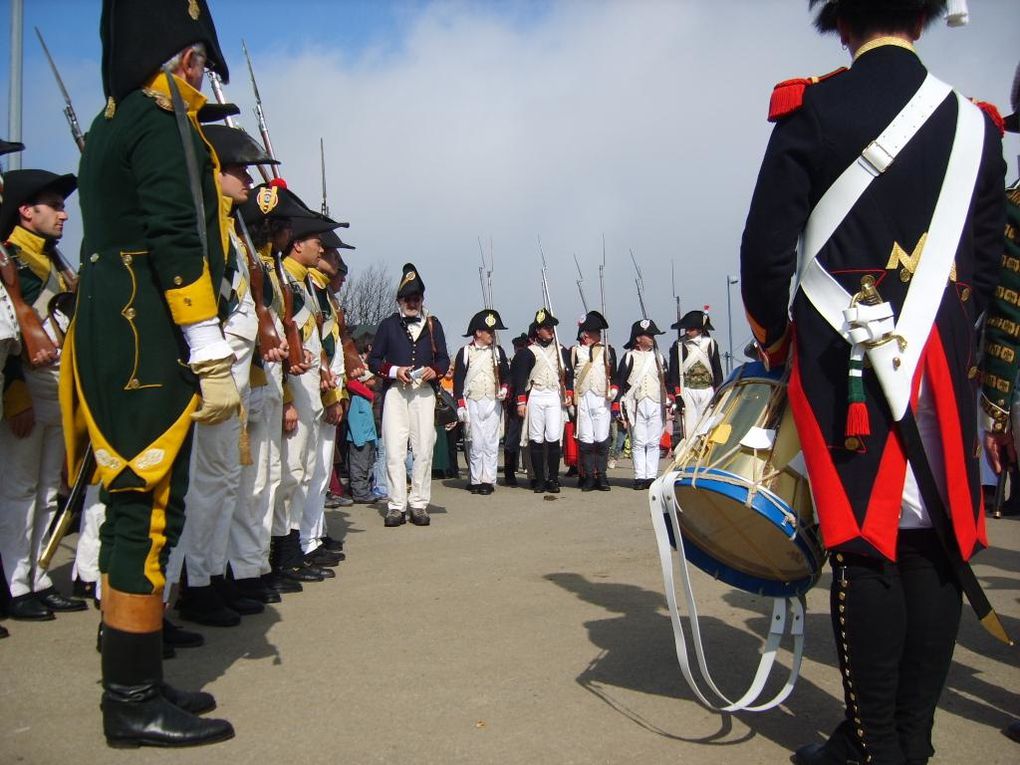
top-left (740, 2), bottom-right (1004, 763)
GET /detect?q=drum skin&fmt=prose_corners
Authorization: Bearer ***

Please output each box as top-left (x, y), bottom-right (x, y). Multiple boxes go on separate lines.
top-left (664, 366), bottom-right (826, 597)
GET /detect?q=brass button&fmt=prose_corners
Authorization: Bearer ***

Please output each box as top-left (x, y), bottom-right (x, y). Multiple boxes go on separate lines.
top-left (121, 253), bottom-right (133, 265)
top-left (184, 297), bottom-right (192, 306)
top-left (124, 308), bottom-right (136, 320)
top-left (844, 436), bottom-right (861, 451)
top-left (899, 268), bottom-right (911, 283)
top-left (839, 591), bottom-right (846, 601)
top-left (126, 378), bottom-right (140, 390)
top-left (173, 276), bottom-right (184, 286)
top-left (89, 253), bottom-right (99, 263)
top-left (961, 286), bottom-right (971, 302)
top-left (968, 366), bottom-right (978, 379)
top-left (835, 553), bottom-right (844, 563)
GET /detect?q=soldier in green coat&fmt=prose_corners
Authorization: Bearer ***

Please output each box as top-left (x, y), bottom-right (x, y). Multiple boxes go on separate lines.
top-left (61, 0), bottom-right (238, 748)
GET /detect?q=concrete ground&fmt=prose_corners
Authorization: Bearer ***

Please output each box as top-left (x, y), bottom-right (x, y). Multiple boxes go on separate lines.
top-left (2, 462), bottom-right (1018, 764)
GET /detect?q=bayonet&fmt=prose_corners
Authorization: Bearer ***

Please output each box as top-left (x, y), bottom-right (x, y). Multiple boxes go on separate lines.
top-left (242, 39), bottom-right (280, 179)
top-left (573, 253), bottom-right (589, 313)
top-left (35, 27), bottom-right (84, 152)
top-left (630, 249), bottom-right (648, 320)
top-left (320, 138), bottom-right (330, 217)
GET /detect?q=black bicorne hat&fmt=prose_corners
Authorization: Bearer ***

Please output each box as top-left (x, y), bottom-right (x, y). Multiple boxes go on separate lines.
top-left (286, 213), bottom-right (338, 251)
top-left (672, 309), bottom-right (715, 333)
top-left (0, 169), bottom-right (77, 240)
top-left (464, 309), bottom-right (508, 337)
top-left (809, 0), bottom-right (948, 34)
top-left (1006, 61), bottom-right (1019, 134)
top-left (196, 102), bottom-right (240, 124)
top-left (203, 125), bottom-right (279, 168)
top-left (624, 318), bottom-right (664, 349)
top-left (0, 138), bottom-right (25, 157)
top-left (527, 322), bottom-right (539, 339)
top-left (579, 310), bottom-right (609, 332)
top-left (512, 333), bottom-right (530, 347)
top-left (100, 0), bottom-right (229, 105)
top-left (238, 182), bottom-right (316, 226)
top-left (533, 307), bottom-right (558, 328)
top-left (397, 263), bottom-right (425, 298)
top-left (321, 229), bottom-right (355, 251)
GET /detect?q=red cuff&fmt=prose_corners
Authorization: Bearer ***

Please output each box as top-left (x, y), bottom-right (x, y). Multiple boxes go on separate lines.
top-left (611, 402), bottom-right (620, 413)
top-left (458, 398), bottom-right (466, 408)
top-left (380, 362), bottom-right (393, 377)
top-left (516, 394), bottom-right (528, 405)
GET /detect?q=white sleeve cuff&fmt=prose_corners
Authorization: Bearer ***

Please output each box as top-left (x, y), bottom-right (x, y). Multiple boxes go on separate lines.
top-left (388, 366), bottom-right (400, 379)
top-left (181, 318), bottom-right (234, 365)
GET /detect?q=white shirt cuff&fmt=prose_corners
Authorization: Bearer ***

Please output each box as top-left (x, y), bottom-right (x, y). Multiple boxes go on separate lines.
top-left (181, 318), bottom-right (234, 365)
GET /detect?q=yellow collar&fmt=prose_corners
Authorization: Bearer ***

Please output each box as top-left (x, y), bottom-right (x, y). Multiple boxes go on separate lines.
top-left (283, 256), bottom-right (308, 281)
top-left (7, 225), bottom-right (53, 283)
top-left (854, 36), bottom-right (916, 61)
top-left (141, 72), bottom-right (207, 115)
top-left (257, 243), bottom-right (275, 267)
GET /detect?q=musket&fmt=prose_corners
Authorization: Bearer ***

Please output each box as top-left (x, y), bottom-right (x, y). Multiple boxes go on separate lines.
top-left (478, 236), bottom-right (501, 389)
top-left (630, 249), bottom-right (668, 419)
top-left (671, 260), bottom-right (685, 439)
top-left (35, 28), bottom-right (84, 152)
top-left (239, 42), bottom-right (305, 371)
top-left (598, 235), bottom-right (613, 395)
top-left (630, 249), bottom-right (649, 320)
top-left (538, 236), bottom-right (568, 405)
top-left (573, 254), bottom-right (590, 313)
top-left (242, 40), bottom-right (280, 181)
top-left (204, 70), bottom-right (284, 360)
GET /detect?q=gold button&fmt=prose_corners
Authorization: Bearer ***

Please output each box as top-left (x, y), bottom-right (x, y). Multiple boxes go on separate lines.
top-left (89, 253), bottom-right (99, 263)
top-left (839, 604), bottom-right (846, 613)
top-left (839, 591), bottom-right (846, 601)
top-left (835, 553), bottom-right (844, 563)
top-left (961, 286), bottom-right (971, 302)
top-left (124, 308), bottom-right (136, 320)
top-left (968, 366), bottom-right (978, 379)
top-left (184, 297), bottom-right (192, 306)
top-left (126, 378), bottom-right (140, 390)
top-left (121, 253), bottom-right (133, 265)
top-left (174, 276), bottom-right (184, 286)
top-left (857, 728), bottom-right (864, 738)
top-left (899, 268), bottom-right (911, 283)
top-left (844, 436), bottom-right (861, 451)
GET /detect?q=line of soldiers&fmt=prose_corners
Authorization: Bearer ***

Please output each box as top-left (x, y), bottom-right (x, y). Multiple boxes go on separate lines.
top-left (0, 0), bottom-right (381, 749)
top-left (453, 305), bottom-right (722, 494)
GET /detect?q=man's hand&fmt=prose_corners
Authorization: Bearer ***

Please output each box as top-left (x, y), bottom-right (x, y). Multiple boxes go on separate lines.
top-left (262, 337), bottom-right (289, 363)
top-left (420, 367), bottom-right (437, 383)
top-left (516, 403), bottom-right (526, 418)
top-left (396, 366), bottom-right (412, 384)
top-left (190, 357), bottom-right (241, 425)
top-left (457, 406), bottom-right (468, 423)
top-left (289, 349), bottom-right (315, 376)
top-left (282, 402), bottom-right (298, 435)
top-left (320, 366), bottom-right (338, 392)
top-left (984, 430), bottom-right (1017, 475)
top-left (7, 407), bottom-right (35, 438)
top-left (29, 346), bottom-right (59, 368)
top-left (349, 365), bottom-right (366, 380)
top-left (324, 402), bottom-right (341, 426)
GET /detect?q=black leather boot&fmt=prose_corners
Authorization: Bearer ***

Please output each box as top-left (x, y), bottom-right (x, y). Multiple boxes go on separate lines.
top-left (176, 585), bottom-right (241, 628)
top-left (101, 594), bottom-right (233, 748)
top-left (545, 441), bottom-right (562, 492)
top-left (529, 441), bottom-right (546, 493)
top-left (233, 576), bottom-right (281, 604)
top-left (503, 450), bottom-right (519, 486)
top-left (210, 575), bottom-right (264, 616)
top-left (595, 438), bottom-right (612, 490)
top-left (579, 443), bottom-right (597, 491)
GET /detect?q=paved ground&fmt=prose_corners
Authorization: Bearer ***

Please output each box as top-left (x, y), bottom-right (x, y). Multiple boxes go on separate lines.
top-left (2, 463), bottom-right (1019, 764)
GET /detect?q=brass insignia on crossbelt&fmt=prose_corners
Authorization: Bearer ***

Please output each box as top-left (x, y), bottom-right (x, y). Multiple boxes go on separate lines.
top-left (188, 0), bottom-right (200, 21)
top-left (485, 313), bottom-right (496, 327)
top-left (257, 186), bottom-right (279, 215)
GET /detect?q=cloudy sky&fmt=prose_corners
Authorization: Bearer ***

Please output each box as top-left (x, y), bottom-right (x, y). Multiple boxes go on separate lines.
top-left (2, 0), bottom-right (1018, 363)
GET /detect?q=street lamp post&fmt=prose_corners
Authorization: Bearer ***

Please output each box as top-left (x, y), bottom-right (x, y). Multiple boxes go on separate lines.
top-left (725, 275), bottom-right (739, 375)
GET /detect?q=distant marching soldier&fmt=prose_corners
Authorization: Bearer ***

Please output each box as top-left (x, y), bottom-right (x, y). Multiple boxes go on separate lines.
top-left (667, 309), bottom-right (723, 440)
top-left (570, 310), bottom-right (618, 491)
top-left (618, 319), bottom-right (668, 489)
top-left (513, 308), bottom-right (573, 494)
top-left (502, 332), bottom-right (530, 486)
top-left (0, 169), bottom-right (86, 621)
top-left (454, 309), bottom-right (510, 495)
top-left (167, 125), bottom-right (279, 628)
top-left (368, 263), bottom-right (451, 526)
top-left (62, 0), bottom-right (239, 746)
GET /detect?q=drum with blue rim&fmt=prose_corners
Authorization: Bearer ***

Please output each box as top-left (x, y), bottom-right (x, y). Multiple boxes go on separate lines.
top-left (664, 362), bottom-right (825, 597)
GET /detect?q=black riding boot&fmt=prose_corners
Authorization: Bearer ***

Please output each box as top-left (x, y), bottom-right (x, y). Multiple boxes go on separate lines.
top-left (529, 441), bottom-right (546, 492)
top-left (579, 442), bottom-right (597, 491)
top-left (545, 441), bottom-right (562, 493)
top-left (503, 450), bottom-right (519, 486)
top-left (595, 438), bottom-right (612, 490)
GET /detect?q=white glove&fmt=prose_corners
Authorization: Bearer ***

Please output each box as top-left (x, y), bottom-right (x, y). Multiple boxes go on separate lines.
top-left (457, 406), bottom-right (468, 423)
top-left (497, 385), bottom-right (508, 401)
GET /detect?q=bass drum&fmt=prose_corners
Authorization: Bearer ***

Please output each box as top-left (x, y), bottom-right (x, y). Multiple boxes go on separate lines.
top-left (666, 362), bottom-right (825, 597)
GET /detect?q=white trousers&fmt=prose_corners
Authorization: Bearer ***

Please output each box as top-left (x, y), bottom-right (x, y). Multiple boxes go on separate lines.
top-left (248, 361), bottom-right (285, 573)
top-left (71, 483), bottom-right (104, 584)
top-left (576, 390), bottom-right (611, 443)
top-left (167, 332), bottom-right (253, 588)
top-left (681, 386), bottom-right (714, 440)
top-left (0, 367), bottom-right (62, 597)
top-left (631, 397), bottom-right (663, 480)
top-left (277, 360), bottom-right (325, 534)
top-left (527, 388), bottom-right (563, 443)
top-left (230, 359), bottom-right (283, 578)
top-left (383, 384), bottom-right (436, 511)
top-left (301, 421), bottom-right (336, 553)
top-left (467, 397), bottom-right (500, 485)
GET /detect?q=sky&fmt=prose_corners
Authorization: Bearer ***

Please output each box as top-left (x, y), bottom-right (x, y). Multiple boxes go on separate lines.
top-left (2, 0), bottom-right (1018, 365)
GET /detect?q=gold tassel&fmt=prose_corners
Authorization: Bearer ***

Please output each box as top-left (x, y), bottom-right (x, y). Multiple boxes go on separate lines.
top-left (238, 405), bottom-right (253, 466)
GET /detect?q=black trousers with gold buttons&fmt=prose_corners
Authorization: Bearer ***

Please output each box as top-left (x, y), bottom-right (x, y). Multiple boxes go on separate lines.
top-left (826, 530), bottom-right (961, 765)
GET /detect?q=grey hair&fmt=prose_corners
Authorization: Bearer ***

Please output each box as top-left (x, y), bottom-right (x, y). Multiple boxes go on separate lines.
top-left (163, 42), bottom-right (207, 73)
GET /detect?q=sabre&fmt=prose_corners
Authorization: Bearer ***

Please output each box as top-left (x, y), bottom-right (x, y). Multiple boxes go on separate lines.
top-left (35, 27), bottom-right (84, 152)
top-left (39, 445), bottom-right (95, 569)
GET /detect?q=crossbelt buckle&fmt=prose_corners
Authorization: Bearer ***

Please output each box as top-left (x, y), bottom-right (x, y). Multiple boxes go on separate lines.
top-left (859, 140), bottom-right (895, 177)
